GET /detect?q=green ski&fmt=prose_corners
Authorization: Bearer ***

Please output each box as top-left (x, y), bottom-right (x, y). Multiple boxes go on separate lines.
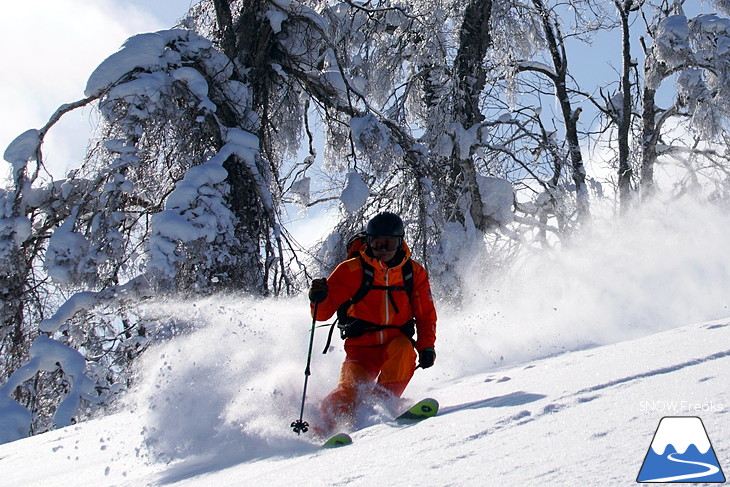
top-left (318, 398), bottom-right (438, 447)
top-left (322, 432), bottom-right (353, 448)
top-left (395, 397), bottom-right (439, 421)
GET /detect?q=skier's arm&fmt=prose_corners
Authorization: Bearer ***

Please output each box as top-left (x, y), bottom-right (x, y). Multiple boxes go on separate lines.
top-left (411, 263), bottom-right (437, 351)
top-left (310, 260), bottom-right (361, 321)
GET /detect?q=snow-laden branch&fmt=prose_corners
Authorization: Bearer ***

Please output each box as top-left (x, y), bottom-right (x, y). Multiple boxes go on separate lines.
top-left (4, 97), bottom-right (99, 189)
top-left (515, 60), bottom-right (559, 79)
top-left (85, 32), bottom-right (168, 98)
top-left (0, 335), bottom-right (99, 444)
top-left (147, 131), bottom-right (250, 280)
top-left (0, 275), bottom-right (154, 443)
top-left (39, 276), bottom-right (153, 334)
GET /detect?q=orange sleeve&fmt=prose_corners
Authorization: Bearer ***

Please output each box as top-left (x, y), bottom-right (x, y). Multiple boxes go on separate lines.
top-left (411, 262), bottom-right (437, 351)
top-left (310, 259), bottom-right (361, 321)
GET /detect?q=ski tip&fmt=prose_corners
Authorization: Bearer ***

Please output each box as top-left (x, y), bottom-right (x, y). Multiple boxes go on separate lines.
top-left (396, 397), bottom-right (439, 421)
top-left (322, 432), bottom-right (353, 448)
top-left (422, 397), bottom-right (439, 409)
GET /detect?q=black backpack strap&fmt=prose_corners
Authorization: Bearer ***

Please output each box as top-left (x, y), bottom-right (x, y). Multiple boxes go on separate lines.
top-left (337, 318), bottom-right (415, 340)
top-left (322, 319), bottom-right (338, 354)
top-left (402, 259), bottom-right (414, 297)
top-left (335, 258), bottom-right (373, 324)
top-left (323, 257), bottom-right (374, 354)
top-left (351, 259), bottom-right (374, 304)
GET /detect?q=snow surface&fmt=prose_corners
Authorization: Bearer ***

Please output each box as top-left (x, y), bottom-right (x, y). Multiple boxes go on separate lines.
top-left (2, 196), bottom-right (730, 485)
top-left (0, 311), bottom-right (728, 486)
top-left (3, 195), bottom-right (730, 485)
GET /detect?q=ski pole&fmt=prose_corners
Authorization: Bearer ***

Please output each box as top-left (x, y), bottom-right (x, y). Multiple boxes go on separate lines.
top-left (291, 301), bottom-right (318, 434)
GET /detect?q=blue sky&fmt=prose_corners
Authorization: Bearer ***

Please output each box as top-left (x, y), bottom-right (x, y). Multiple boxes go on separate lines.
top-left (1, 1), bottom-right (194, 183)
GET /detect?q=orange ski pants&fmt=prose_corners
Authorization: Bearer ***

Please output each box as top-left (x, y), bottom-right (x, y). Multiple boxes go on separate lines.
top-left (320, 335), bottom-right (417, 429)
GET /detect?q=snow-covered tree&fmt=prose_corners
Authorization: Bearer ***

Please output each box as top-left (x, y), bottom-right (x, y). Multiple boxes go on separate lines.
top-left (506, 0), bottom-right (595, 223)
top-left (640, 1), bottom-right (730, 199)
top-left (1, 21), bottom-right (302, 434)
top-left (610, 0), bottom-right (641, 213)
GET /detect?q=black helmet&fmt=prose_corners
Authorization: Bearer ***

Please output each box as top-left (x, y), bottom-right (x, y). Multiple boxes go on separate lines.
top-left (366, 212), bottom-right (404, 237)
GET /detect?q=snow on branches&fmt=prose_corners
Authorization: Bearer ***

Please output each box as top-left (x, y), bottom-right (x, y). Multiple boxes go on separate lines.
top-left (0, 335), bottom-right (99, 444)
top-left (647, 13), bottom-right (730, 137)
top-left (147, 129), bottom-right (267, 288)
top-left (0, 24), bottom-right (283, 440)
top-left (3, 129), bottom-right (41, 186)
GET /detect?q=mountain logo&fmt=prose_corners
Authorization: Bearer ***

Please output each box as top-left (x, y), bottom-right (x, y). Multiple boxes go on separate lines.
top-left (637, 416), bottom-right (725, 483)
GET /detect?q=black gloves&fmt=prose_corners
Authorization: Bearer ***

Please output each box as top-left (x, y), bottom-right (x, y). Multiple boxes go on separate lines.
top-left (418, 348), bottom-right (436, 369)
top-left (309, 278), bottom-right (328, 303)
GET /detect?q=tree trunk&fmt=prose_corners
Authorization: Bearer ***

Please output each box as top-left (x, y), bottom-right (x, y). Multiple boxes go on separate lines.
top-left (452, 0), bottom-right (494, 231)
top-left (533, 0), bottom-right (589, 222)
top-left (0, 249), bottom-right (29, 381)
top-left (455, 0), bottom-right (493, 128)
top-left (617, 1), bottom-right (634, 214)
top-left (212, 0), bottom-right (238, 61)
top-left (640, 85), bottom-right (658, 199)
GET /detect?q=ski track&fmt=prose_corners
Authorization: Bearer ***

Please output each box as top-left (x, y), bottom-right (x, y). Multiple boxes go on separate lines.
top-left (643, 453), bottom-right (720, 482)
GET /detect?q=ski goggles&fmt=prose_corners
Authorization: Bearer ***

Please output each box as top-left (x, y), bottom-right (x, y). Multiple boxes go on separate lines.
top-left (367, 236), bottom-right (402, 252)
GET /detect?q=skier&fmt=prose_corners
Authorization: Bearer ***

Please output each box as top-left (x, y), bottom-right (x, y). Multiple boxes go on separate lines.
top-left (308, 211), bottom-right (437, 435)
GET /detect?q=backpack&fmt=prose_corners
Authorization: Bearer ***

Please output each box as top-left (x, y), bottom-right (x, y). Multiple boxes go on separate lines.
top-left (321, 231), bottom-right (415, 353)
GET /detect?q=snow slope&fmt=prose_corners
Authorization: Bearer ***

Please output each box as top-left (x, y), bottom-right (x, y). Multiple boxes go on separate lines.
top-left (0, 314), bottom-right (728, 486)
top-left (2, 198), bottom-right (730, 485)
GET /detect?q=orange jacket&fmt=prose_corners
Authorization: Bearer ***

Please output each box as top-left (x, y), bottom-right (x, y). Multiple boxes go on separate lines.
top-left (312, 242), bottom-right (437, 351)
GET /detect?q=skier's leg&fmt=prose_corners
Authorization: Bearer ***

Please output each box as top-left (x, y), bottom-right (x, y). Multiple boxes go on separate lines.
top-left (376, 336), bottom-right (417, 398)
top-left (318, 345), bottom-right (379, 433)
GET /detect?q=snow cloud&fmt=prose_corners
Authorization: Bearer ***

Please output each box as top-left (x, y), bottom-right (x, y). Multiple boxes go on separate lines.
top-left (448, 196), bottom-right (730, 377)
top-left (126, 296), bottom-right (342, 462)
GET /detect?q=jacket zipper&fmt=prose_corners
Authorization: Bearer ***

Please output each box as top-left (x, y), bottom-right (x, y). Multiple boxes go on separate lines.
top-left (384, 266), bottom-right (390, 326)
